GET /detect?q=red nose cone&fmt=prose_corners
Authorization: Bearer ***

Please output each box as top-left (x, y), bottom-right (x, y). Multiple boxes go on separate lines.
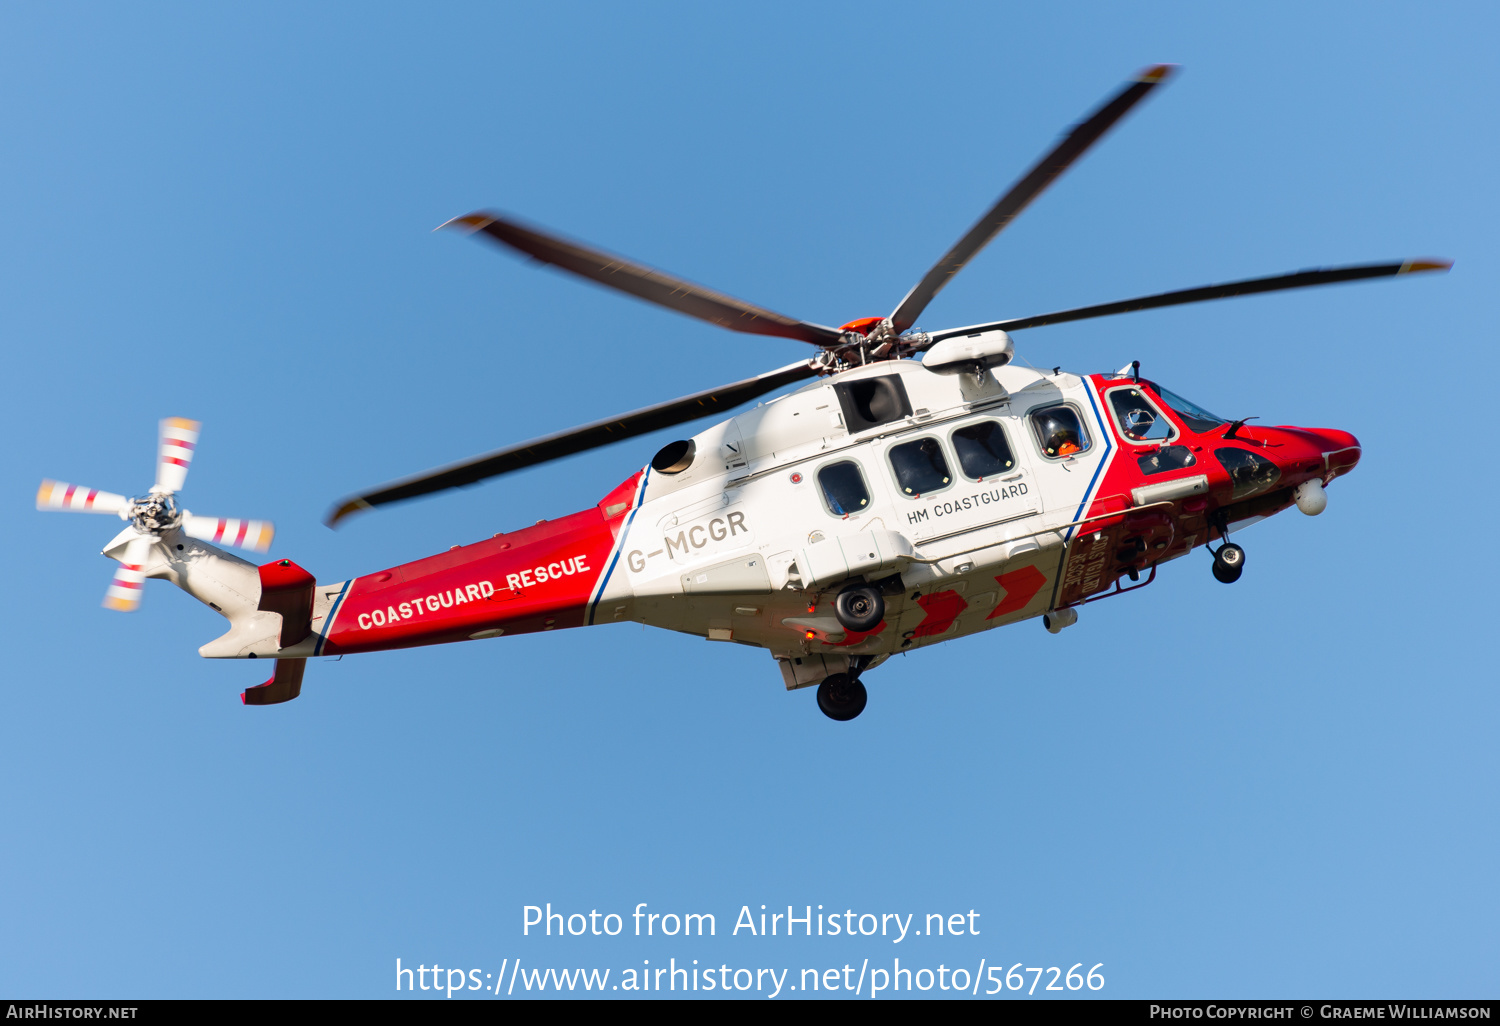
top-left (1314, 428), bottom-right (1359, 450)
top-left (1308, 428), bottom-right (1361, 474)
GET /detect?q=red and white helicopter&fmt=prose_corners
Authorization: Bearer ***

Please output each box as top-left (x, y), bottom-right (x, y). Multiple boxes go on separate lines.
top-left (40, 66), bottom-right (1448, 718)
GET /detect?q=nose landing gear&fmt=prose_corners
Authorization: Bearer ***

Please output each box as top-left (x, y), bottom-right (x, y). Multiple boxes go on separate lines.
top-left (1207, 509), bottom-right (1245, 584)
top-left (816, 672), bottom-right (868, 721)
top-left (1212, 542), bottom-right (1245, 584)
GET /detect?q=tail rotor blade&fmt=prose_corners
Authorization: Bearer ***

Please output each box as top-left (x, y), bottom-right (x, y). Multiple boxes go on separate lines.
top-left (154, 417), bottom-right (201, 494)
top-left (37, 480), bottom-right (129, 515)
top-left (103, 535), bottom-right (155, 612)
top-left (182, 516), bottom-right (275, 553)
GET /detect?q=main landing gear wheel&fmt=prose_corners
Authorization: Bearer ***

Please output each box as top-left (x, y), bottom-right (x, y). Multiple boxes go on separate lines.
top-left (834, 584), bottom-right (884, 633)
top-left (816, 673), bottom-right (868, 721)
top-left (1212, 542), bottom-right (1245, 584)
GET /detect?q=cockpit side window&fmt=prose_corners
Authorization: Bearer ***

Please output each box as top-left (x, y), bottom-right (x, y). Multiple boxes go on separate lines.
top-left (1138, 445), bottom-right (1197, 476)
top-left (888, 437), bottom-right (952, 497)
top-left (1154, 385), bottom-right (1227, 434)
top-left (1108, 387), bottom-right (1175, 442)
top-left (818, 460), bottom-right (872, 516)
top-left (1030, 405), bottom-right (1091, 460)
top-left (951, 420), bottom-right (1016, 480)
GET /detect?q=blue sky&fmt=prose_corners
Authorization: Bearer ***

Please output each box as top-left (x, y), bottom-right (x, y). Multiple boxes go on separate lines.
top-left (2, 2), bottom-right (1494, 999)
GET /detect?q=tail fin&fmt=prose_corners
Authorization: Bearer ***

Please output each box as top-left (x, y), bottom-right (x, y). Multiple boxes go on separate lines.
top-left (257, 559), bottom-right (315, 648)
top-left (237, 560), bottom-right (317, 705)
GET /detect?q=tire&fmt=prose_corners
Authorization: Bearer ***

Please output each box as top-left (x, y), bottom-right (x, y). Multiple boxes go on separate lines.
top-left (834, 584), bottom-right (885, 633)
top-left (1212, 543), bottom-right (1245, 584)
top-left (816, 673), bottom-right (868, 721)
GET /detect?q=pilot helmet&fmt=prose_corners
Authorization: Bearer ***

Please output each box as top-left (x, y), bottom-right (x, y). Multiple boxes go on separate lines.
top-left (1037, 410), bottom-right (1083, 457)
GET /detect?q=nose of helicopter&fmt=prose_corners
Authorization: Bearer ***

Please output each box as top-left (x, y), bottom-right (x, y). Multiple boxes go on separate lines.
top-left (1303, 427), bottom-right (1362, 476)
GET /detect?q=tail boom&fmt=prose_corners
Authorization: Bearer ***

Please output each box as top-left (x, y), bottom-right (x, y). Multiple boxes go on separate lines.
top-left (320, 472), bottom-right (643, 656)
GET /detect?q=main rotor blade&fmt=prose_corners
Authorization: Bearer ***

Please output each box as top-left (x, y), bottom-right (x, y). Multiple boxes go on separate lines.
top-left (327, 359), bottom-right (821, 526)
top-left (444, 213), bottom-right (844, 347)
top-left (890, 64), bottom-right (1176, 333)
top-left (154, 417), bottom-right (201, 494)
top-left (927, 259), bottom-right (1453, 341)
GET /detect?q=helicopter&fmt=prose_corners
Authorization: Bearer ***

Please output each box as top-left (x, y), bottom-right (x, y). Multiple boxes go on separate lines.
top-left (38, 65), bottom-right (1448, 719)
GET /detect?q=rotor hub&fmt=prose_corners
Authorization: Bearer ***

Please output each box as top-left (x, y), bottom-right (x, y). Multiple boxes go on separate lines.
top-left (825, 317), bottom-right (931, 371)
top-left (131, 492), bottom-right (181, 533)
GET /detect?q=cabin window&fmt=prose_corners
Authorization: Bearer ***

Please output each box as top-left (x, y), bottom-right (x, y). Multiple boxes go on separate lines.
top-left (833, 375), bottom-right (912, 433)
top-left (1215, 447), bottom-right (1281, 500)
top-left (1108, 387), bottom-right (1175, 442)
top-left (817, 460), bottom-right (871, 516)
top-left (1137, 445), bottom-right (1197, 476)
top-left (888, 437), bottom-right (952, 497)
top-left (1030, 405), bottom-right (1091, 459)
top-left (951, 420), bottom-right (1016, 480)
top-left (1155, 386), bottom-right (1227, 434)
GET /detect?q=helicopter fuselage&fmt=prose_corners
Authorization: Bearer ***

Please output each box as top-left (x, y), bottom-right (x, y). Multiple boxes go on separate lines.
top-left (252, 358), bottom-right (1357, 690)
top-left (42, 64), bottom-right (1437, 711)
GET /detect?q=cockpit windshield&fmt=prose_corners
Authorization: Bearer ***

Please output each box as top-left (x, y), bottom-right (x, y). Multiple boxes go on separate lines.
top-left (1152, 385), bottom-right (1227, 434)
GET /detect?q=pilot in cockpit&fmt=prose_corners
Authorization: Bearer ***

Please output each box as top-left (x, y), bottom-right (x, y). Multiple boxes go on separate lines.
top-left (1035, 408), bottom-right (1086, 458)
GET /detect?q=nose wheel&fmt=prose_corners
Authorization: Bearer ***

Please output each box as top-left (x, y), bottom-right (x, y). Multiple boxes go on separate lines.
top-left (1212, 542), bottom-right (1245, 584)
top-left (816, 673), bottom-right (868, 721)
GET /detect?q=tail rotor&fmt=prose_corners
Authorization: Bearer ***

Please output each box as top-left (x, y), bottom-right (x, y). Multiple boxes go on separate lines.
top-left (38, 418), bottom-right (276, 611)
